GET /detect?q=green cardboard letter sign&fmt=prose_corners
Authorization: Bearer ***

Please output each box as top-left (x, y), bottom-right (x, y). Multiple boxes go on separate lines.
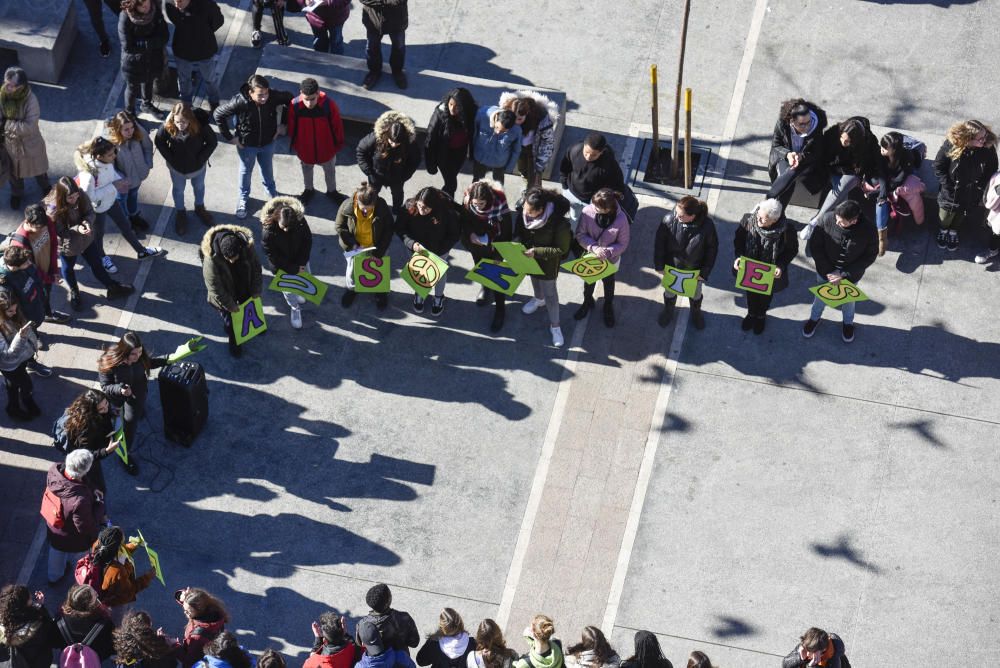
top-left (561, 254), bottom-right (618, 284)
top-left (268, 271), bottom-right (328, 305)
top-left (661, 265), bottom-right (700, 298)
top-left (402, 251), bottom-right (448, 299)
top-left (735, 256), bottom-right (776, 295)
top-left (353, 255), bottom-right (391, 293)
top-left (809, 279), bottom-right (868, 309)
top-left (493, 242), bottom-right (544, 275)
top-left (465, 259), bottom-right (526, 296)
top-left (233, 297), bottom-right (267, 345)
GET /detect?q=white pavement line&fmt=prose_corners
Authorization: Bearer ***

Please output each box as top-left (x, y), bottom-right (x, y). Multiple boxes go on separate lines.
top-left (601, 0), bottom-right (769, 636)
top-left (14, 0), bottom-right (252, 591)
top-left (15, 522), bottom-right (47, 585)
top-left (495, 317), bottom-right (589, 628)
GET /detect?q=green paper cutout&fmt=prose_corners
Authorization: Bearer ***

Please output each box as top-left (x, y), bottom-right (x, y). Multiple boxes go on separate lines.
top-left (401, 250), bottom-right (449, 298)
top-left (233, 297), bottom-right (267, 345)
top-left (353, 254), bottom-right (391, 293)
top-left (661, 265), bottom-right (700, 298)
top-left (809, 279), bottom-right (869, 308)
top-left (137, 529), bottom-right (164, 585)
top-left (167, 336), bottom-right (207, 363)
top-left (268, 270), bottom-right (328, 305)
top-left (735, 256), bottom-right (776, 295)
top-left (493, 242), bottom-right (544, 275)
top-left (560, 254), bottom-right (619, 284)
top-left (111, 418), bottom-right (128, 465)
top-left (465, 259), bottom-right (526, 296)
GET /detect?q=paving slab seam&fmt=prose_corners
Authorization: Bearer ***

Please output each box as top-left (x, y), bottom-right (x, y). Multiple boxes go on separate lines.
top-left (614, 624), bottom-right (785, 659)
top-left (14, 0), bottom-right (252, 589)
top-left (496, 318), bottom-right (590, 629)
top-left (675, 367), bottom-right (1000, 426)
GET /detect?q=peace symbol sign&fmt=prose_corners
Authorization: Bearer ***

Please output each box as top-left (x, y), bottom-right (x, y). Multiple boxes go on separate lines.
top-left (572, 257), bottom-right (609, 278)
top-left (406, 255), bottom-right (440, 287)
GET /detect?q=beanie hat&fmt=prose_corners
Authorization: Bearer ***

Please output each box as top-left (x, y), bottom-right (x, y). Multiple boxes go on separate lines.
top-left (365, 583), bottom-right (391, 612)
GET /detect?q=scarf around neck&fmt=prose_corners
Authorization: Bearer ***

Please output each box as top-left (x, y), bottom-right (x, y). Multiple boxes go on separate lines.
top-left (0, 84), bottom-right (30, 121)
top-left (126, 4), bottom-right (155, 25)
top-left (523, 202), bottom-right (554, 230)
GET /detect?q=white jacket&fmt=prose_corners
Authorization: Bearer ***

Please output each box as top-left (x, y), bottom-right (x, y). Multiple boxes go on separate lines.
top-left (74, 153), bottom-right (123, 214)
top-left (985, 170), bottom-right (1000, 235)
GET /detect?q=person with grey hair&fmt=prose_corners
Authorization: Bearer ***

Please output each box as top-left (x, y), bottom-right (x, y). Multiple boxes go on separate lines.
top-left (733, 198), bottom-right (798, 334)
top-left (43, 449), bottom-right (107, 584)
top-left (1, 67), bottom-right (51, 210)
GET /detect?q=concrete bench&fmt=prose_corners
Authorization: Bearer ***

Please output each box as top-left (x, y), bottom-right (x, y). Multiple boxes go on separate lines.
top-left (0, 0), bottom-right (77, 83)
top-left (256, 44), bottom-right (568, 179)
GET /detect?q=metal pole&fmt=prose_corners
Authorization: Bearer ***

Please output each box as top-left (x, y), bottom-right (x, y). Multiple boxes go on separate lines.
top-left (684, 88), bottom-right (692, 189)
top-left (650, 65), bottom-right (660, 177)
top-left (671, 0), bottom-right (691, 179)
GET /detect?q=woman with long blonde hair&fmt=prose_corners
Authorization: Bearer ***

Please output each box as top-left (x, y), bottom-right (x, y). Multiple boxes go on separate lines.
top-left (155, 102), bottom-right (218, 235)
top-left (106, 110), bottom-right (154, 233)
top-left (933, 119), bottom-right (998, 252)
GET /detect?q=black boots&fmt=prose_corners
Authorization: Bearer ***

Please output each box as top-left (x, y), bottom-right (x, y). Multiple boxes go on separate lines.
top-left (573, 296), bottom-right (595, 320)
top-left (690, 297), bottom-right (705, 330)
top-left (5, 382), bottom-right (33, 422)
top-left (658, 295), bottom-right (676, 328)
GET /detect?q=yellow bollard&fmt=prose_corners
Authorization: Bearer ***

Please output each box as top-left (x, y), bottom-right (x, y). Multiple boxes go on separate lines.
top-left (684, 88), bottom-right (692, 189)
top-left (651, 65), bottom-right (660, 175)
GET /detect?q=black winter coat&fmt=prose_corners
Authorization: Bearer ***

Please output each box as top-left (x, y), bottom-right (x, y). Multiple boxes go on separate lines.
top-left (356, 133), bottom-right (421, 187)
top-left (933, 141), bottom-right (999, 211)
top-left (767, 104), bottom-right (828, 187)
top-left (99, 355), bottom-right (166, 412)
top-left (653, 213), bottom-right (719, 279)
top-left (355, 610), bottom-right (419, 651)
top-left (262, 221), bottom-right (313, 274)
top-left (808, 212), bottom-right (878, 283)
top-left (734, 214), bottom-right (798, 293)
top-left (66, 411), bottom-right (116, 495)
top-left (360, 0), bottom-right (407, 33)
top-left (166, 0), bottom-right (224, 62)
top-left (214, 84), bottom-right (295, 147)
top-left (559, 143), bottom-right (625, 202)
top-left (118, 8), bottom-right (168, 78)
top-left (395, 202), bottom-right (462, 256)
top-left (822, 116), bottom-right (879, 180)
top-left (424, 102), bottom-right (475, 173)
top-left (1, 611), bottom-right (58, 668)
top-left (781, 634), bottom-right (847, 668)
top-left (53, 612), bottom-right (115, 661)
top-left (155, 109), bottom-right (218, 174)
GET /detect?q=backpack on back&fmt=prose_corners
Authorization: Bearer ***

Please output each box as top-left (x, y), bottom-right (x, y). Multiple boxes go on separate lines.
top-left (74, 553), bottom-right (103, 591)
top-left (52, 412), bottom-right (71, 452)
top-left (40, 487), bottom-right (64, 530)
top-left (902, 134), bottom-right (927, 168)
top-left (57, 618), bottom-right (104, 668)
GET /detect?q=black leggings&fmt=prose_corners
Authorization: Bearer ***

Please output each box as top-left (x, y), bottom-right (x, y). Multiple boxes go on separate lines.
top-left (746, 291), bottom-right (774, 317)
top-left (767, 161), bottom-right (820, 208)
top-left (125, 73), bottom-right (155, 112)
top-left (252, 0), bottom-right (288, 43)
top-left (2, 362), bottom-right (33, 407)
top-left (583, 275), bottom-right (616, 302)
top-left (83, 0), bottom-right (120, 42)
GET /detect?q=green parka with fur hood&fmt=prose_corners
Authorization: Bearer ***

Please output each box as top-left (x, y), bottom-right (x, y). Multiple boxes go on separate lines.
top-left (199, 224), bottom-right (263, 311)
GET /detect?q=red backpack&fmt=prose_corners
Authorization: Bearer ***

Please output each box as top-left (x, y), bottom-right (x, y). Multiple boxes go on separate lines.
top-left (40, 487), bottom-right (64, 529)
top-left (74, 554), bottom-right (103, 592)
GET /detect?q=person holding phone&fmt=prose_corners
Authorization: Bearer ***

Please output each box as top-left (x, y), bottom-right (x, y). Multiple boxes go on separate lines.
top-left (0, 283), bottom-right (41, 421)
top-left (304, 612), bottom-right (357, 668)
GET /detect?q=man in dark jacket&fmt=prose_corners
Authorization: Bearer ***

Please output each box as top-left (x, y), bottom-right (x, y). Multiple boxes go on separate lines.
top-left (213, 74), bottom-right (294, 220)
top-left (288, 78), bottom-right (346, 206)
top-left (653, 197), bottom-right (717, 330)
top-left (355, 584), bottom-right (419, 654)
top-left (45, 449), bottom-right (105, 584)
top-left (200, 224), bottom-right (263, 356)
top-left (360, 0), bottom-right (409, 90)
top-left (166, 0), bottom-right (225, 110)
top-left (803, 200), bottom-right (877, 343)
top-left (559, 133), bottom-right (625, 230)
top-left (766, 98), bottom-right (828, 207)
top-left (782, 627), bottom-right (849, 668)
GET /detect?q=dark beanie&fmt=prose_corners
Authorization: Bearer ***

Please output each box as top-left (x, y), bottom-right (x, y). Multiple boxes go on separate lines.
top-left (365, 583), bottom-right (391, 612)
top-left (220, 234), bottom-right (243, 260)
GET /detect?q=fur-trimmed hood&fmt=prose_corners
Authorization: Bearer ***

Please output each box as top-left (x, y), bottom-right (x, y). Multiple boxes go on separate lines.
top-left (73, 148), bottom-right (100, 176)
top-left (374, 110), bottom-right (417, 144)
top-left (199, 223), bottom-right (255, 260)
top-left (499, 89), bottom-right (560, 126)
top-left (259, 195), bottom-right (305, 224)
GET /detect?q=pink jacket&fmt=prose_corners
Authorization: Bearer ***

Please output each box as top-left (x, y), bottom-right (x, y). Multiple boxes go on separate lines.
top-left (575, 203), bottom-right (630, 262)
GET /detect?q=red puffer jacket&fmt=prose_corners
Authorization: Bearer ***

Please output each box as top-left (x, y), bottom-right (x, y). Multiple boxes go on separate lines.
top-left (288, 92), bottom-right (345, 166)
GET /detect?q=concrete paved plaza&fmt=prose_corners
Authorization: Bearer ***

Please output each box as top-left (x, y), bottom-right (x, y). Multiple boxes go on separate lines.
top-left (2, 1), bottom-right (999, 666)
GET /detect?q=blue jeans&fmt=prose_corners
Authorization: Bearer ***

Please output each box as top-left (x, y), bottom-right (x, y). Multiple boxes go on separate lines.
top-left (60, 242), bottom-right (116, 290)
top-left (875, 201), bottom-right (890, 231)
top-left (809, 277), bottom-right (856, 325)
top-left (812, 173), bottom-right (860, 223)
top-left (169, 166), bottom-right (207, 210)
top-left (176, 57), bottom-right (220, 106)
top-left (118, 187), bottom-right (140, 218)
top-left (237, 142), bottom-right (277, 205)
top-left (365, 25), bottom-right (405, 74)
top-left (311, 23), bottom-right (344, 54)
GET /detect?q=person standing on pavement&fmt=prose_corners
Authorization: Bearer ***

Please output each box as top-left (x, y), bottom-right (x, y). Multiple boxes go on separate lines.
top-left (618, 632), bottom-right (671, 668)
top-left (360, 0), bottom-right (409, 90)
top-left (471, 106), bottom-right (521, 184)
top-left (564, 627), bottom-right (619, 668)
top-left (200, 224), bottom-right (263, 357)
top-left (82, 0), bottom-right (121, 58)
top-left (515, 187), bottom-right (572, 348)
top-left (356, 584), bottom-right (420, 654)
top-left (44, 449), bottom-right (106, 585)
top-left (250, 0), bottom-right (289, 48)
top-left (90, 526), bottom-right (155, 613)
top-left (513, 615), bottom-right (563, 668)
top-left (118, 0), bottom-right (169, 120)
top-left (425, 88), bottom-right (478, 199)
top-left (0, 245), bottom-right (53, 379)
top-left (214, 74), bottom-right (295, 220)
top-left (356, 110), bottom-right (421, 214)
top-left (559, 133), bottom-right (625, 231)
top-left (45, 177), bottom-right (135, 309)
top-left (303, 0), bottom-right (351, 54)
top-left (171, 588), bottom-right (229, 668)
top-left (781, 628), bottom-right (848, 668)
top-left (732, 198), bottom-right (798, 335)
top-left (653, 195), bottom-right (717, 331)
top-left (2, 67), bottom-right (51, 211)
top-left (165, 0), bottom-right (225, 112)
top-left (74, 136), bottom-right (166, 272)
top-left (765, 98), bottom-right (828, 208)
top-left (288, 78), bottom-right (346, 206)
top-left (113, 610), bottom-right (179, 668)
top-left (933, 119), bottom-right (998, 253)
top-left (978, 168), bottom-right (1000, 265)
top-left (336, 182), bottom-right (394, 310)
top-left (573, 188), bottom-right (630, 327)
top-left (106, 111), bottom-right (154, 234)
top-left (0, 284), bottom-right (40, 422)
top-left (155, 103), bottom-right (218, 235)
top-left (416, 608), bottom-right (476, 668)
top-left (8, 203), bottom-right (72, 326)
top-left (53, 584), bottom-right (115, 661)
top-left (467, 620), bottom-right (516, 668)
top-left (60, 389), bottom-right (121, 490)
top-left (0, 585), bottom-right (57, 668)
top-left (802, 200), bottom-right (877, 343)
top-left (303, 612), bottom-right (356, 668)
top-left (461, 179), bottom-right (512, 332)
top-left (499, 91), bottom-right (560, 191)
top-left (261, 196), bottom-right (313, 330)
top-left (396, 187), bottom-right (461, 316)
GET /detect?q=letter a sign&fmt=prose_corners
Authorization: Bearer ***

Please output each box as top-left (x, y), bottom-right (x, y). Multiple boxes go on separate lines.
top-left (233, 297), bottom-right (267, 345)
top-left (661, 264), bottom-right (700, 298)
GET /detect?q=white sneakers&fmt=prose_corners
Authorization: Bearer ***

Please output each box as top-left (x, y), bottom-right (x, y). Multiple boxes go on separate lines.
top-left (798, 220), bottom-right (817, 241)
top-left (550, 326), bottom-right (564, 348)
top-left (522, 298), bottom-right (545, 314)
top-left (975, 248), bottom-right (999, 264)
top-left (290, 307), bottom-right (302, 329)
top-left (236, 202), bottom-right (248, 219)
